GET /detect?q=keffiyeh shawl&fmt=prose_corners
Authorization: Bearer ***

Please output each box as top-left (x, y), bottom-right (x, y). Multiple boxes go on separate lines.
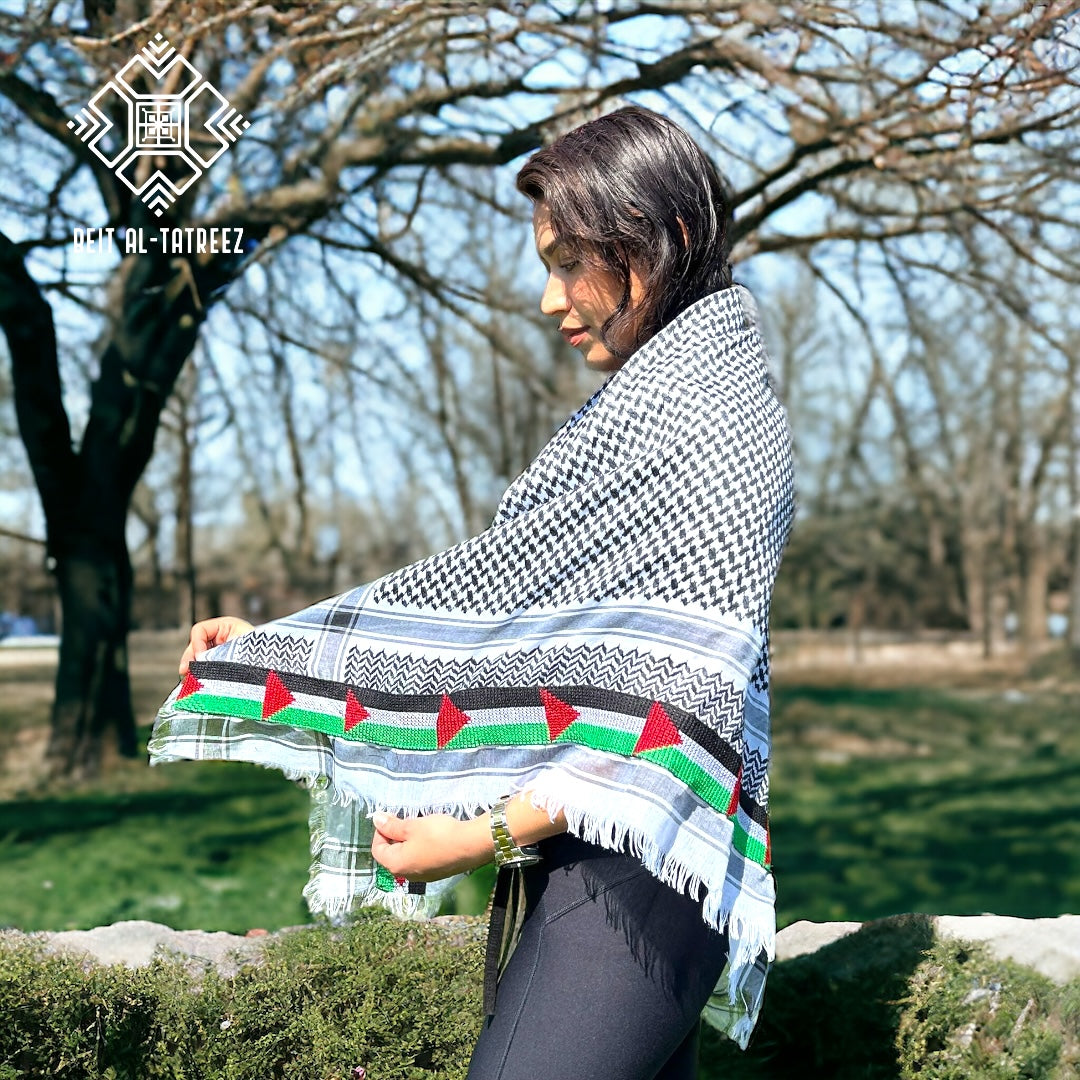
top-left (149, 284), bottom-right (794, 1047)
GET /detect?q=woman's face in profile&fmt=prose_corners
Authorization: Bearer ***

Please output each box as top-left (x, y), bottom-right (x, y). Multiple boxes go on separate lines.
top-left (532, 203), bottom-right (644, 373)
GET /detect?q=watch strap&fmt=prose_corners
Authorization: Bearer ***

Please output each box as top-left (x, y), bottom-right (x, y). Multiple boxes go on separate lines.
top-left (489, 797), bottom-right (541, 868)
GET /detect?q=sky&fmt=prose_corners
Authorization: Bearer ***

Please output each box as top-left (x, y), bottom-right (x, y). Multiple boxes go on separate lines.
top-left (1, 1), bottom-right (1077, 586)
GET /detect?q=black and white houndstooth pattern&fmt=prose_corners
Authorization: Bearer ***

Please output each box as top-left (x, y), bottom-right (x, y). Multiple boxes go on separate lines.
top-left (375, 287), bottom-right (793, 634)
top-left (151, 284), bottom-right (794, 1050)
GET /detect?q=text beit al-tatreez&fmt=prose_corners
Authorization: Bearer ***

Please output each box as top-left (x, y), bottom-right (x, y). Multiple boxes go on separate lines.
top-left (72, 226), bottom-right (245, 255)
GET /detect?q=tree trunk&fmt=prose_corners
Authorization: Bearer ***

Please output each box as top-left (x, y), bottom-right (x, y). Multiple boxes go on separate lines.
top-left (848, 580), bottom-right (867, 665)
top-left (176, 401), bottom-right (197, 630)
top-left (1070, 516), bottom-right (1080, 664)
top-left (957, 525), bottom-right (987, 642)
top-left (981, 557), bottom-right (995, 660)
top-left (2, 226), bottom-right (249, 777)
top-left (1017, 525), bottom-right (1048, 654)
top-left (1068, 339), bottom-right (1080, 665)
top-left (46, 541), bottom-right (137, 778)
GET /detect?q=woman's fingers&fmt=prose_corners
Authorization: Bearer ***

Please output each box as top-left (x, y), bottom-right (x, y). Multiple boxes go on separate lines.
top-left (178, 644), bottom-right (196, 677)
top-left (369, 813), bottom-right (493, 881)
top-left (178, 617), bottom-right (255, 675)
top-left (371, 812), bottom-right (409, 842)
top-left (370, 813), bottom-right (409, 873)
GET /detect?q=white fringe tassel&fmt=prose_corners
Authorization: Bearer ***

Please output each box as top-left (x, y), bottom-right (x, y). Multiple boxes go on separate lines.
top-left (150, 734), bottom-right (773, 1048)
top-left (294, 771), bottom-right (774, 1049)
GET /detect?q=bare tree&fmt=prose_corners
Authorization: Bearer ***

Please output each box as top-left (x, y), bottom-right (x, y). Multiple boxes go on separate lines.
top-left (0, 0), bottom-right (1076, 775)
top-left (202, 178), bottom-right (593, 592)
top-left (1069, 329), bottom-right (1080, 663)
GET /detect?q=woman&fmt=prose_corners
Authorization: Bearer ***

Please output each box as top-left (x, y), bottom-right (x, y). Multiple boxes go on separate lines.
top-left (154, 105), bottom-right (793, 1079)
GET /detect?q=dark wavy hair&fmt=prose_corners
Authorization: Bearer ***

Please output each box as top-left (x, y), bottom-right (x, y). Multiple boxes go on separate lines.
top-left (515, 105), bottom-right (734, 361)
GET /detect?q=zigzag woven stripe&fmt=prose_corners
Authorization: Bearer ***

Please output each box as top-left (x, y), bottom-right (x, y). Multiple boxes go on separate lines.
top-left (341, 640), bottom-right (752, 745)
top-left (234, 631), bottom-right (314, 669)
top-left (179, 658), bottom-right (769, 863)
top-left (149, 287), bottom-right (793, 1051)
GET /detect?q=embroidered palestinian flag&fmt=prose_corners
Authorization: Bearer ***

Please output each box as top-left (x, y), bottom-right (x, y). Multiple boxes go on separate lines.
top-left (149, 285), bottom-right (794, 1048)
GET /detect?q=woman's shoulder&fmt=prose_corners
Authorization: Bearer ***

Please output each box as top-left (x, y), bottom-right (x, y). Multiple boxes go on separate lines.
top-left (611, 286), bottom-right (769, 397)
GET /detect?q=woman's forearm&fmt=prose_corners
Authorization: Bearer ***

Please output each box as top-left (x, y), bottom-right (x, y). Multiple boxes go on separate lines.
top-left (500, 792), bottom-right (568, 846)
top-left (371, 793), bottom-right (568, 881)
top-left (455, 792), bottom-right (567, 865)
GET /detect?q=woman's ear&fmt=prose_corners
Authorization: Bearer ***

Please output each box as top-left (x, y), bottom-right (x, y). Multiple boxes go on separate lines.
top-left (677, 216), bottom-right (690, 249)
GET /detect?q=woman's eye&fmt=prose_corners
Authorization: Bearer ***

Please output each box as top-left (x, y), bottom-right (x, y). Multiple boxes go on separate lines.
top-left (560, 260), bottom-right (579, 272)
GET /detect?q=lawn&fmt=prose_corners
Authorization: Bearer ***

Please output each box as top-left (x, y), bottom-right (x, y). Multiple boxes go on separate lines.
top-left (770, 680), bottom-right (1080, 923)
top-left (0, 633), bottom-right (1077, 933)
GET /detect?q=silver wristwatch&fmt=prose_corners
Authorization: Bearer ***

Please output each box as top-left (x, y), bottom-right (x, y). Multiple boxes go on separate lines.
top-left (489, 797), bottom-right (542, 868)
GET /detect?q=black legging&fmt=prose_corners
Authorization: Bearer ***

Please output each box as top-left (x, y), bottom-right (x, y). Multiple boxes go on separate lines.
top-left (467, 832), bottom-right (730, 1080)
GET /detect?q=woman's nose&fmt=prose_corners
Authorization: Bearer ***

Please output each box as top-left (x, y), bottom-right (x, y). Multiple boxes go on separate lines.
top-left (539, 272), bottom-right (569, 317)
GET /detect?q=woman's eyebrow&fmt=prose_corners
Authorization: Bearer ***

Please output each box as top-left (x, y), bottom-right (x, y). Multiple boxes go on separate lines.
top-left (536, 238), bottom-right (561, 268)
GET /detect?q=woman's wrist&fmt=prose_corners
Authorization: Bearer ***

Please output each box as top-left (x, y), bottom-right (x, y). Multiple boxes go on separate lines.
top-left (496, 794), bottom-right (568, 849)
top-left (441, 796), bottom-right (570, 874)
top-left (460, 812), bottom-right (499, 868)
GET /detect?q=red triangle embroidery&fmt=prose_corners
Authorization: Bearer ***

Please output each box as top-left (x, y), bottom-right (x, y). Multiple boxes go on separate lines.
top-left (344, 690), bottom-right (369, 733)
top-left (726, 772), bottom-right (742, 817)
top-left (764, 829), bottom-right (772, 868)
top-left (262, 671), bottom-right (295, 719)
top-left (177, 672), bottom-right (203, 699)
top-left (436, 694), bottom-right (470, 747)
top-left (632, 702), bottom-right (682, 755)
top-left (539, 688), bottom-right (578, 740)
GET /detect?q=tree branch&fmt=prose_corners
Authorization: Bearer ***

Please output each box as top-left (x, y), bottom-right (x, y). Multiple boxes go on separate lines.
top-left (0, 70), bottom-right (124, 220)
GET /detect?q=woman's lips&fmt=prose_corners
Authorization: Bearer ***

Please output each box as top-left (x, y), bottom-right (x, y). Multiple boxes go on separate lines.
top-left (561, 326), bottom-right (589, 347)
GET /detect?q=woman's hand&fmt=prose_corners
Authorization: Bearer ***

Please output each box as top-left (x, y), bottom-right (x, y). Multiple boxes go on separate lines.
top-left (370, 813), bottom-right (494, 882)
top-left (370, 798), bottom-right (568, 882)
top-left (179, 616), bottom-right (255, 676)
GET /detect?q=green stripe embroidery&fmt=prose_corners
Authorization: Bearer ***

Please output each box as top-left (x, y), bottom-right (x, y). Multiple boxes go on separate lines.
top-left (276, 705), bottom-right (348, 737)
top-left (182, 693), bottom-right (263, 721)
top-left (733, 829), bottom-right (767, 864)
top-left (173, 688), bottom-right (767, 865)
top-left (555, 722), bottom-right (638, 757)
top-left (446, 721), bottom-right (551, 749)
top-left (350, 721), bottom-right (438, 751)
top-left (640, 745), bottom-right (732, 809)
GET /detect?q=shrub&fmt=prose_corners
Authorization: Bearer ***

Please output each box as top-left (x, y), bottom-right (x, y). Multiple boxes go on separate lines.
top-left (896, 939), bottom-right (1080, 1080)
top-left (0, 912), bottom-right (484, 1080)
top-left (701, 916), bottom-right (1080, 1080)
top-left (700, 913), bottom-right (938, 1080)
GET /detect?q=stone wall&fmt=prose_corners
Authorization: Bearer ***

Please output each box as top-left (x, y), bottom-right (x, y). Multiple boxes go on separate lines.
top-left (8, 912), bottom-right (1075, 983)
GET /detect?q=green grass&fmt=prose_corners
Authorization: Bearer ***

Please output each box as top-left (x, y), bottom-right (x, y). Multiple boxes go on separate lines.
top-left (770, 682), bottom-right (1080, 927)
top-left (0, 640), bottom-right (1078, 933)
top-left (0, 755), bottom-right (313, 933)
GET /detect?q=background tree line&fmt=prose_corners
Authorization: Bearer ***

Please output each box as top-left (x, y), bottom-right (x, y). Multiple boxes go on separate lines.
top-left (0, 0), bottom-right (1077, 776)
